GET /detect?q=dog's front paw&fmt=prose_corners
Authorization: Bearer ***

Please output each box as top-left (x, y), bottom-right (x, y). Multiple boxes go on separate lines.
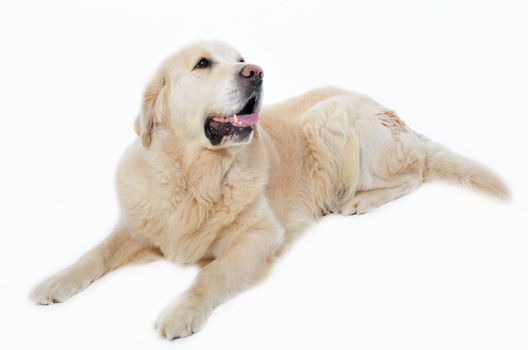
top-left (30, 271), bottom-right (91, 305)
top-left (155, 295), bottom-right (212, 340)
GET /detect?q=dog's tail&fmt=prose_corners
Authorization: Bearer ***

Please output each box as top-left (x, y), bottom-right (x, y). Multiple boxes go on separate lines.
top-left (421, 140), bottom-right (509, 200)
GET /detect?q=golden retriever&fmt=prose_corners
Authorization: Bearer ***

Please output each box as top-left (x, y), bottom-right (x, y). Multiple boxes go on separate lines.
top-left (30, 40), bottom-right (509, 340)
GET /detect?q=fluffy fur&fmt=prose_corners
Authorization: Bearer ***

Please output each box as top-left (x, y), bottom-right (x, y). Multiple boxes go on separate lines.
top-left (31, 40), bottom-right (508, 340)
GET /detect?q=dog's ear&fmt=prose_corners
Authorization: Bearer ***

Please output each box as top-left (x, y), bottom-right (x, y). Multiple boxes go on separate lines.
top-left (137, 73), bottom-right (166, 147)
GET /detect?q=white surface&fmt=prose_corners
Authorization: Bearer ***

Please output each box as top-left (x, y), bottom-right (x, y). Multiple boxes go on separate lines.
top-left (1, 1), bottom-right (527, 349)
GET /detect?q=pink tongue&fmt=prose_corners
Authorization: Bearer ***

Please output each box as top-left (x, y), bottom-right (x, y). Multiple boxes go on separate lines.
top-left (212, 113), bottom-right (260, 127)
top-left (232, 113), bottom-right (259, 127)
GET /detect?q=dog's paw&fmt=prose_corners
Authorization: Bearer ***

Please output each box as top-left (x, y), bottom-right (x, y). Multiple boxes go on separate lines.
top-left (155, 296), bottom-right (211, 340)
top-left (30, 271), bottom-right (90, 305)
top-left (339, 198), bottom-right (374, 216)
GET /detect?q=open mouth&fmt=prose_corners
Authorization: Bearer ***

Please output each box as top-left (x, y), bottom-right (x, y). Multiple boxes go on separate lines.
top-left (204, 95), bottom-right (260, 146)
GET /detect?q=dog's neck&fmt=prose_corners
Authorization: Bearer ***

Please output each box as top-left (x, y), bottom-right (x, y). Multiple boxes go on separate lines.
top-left (149, 125), bottom-right (252, 189)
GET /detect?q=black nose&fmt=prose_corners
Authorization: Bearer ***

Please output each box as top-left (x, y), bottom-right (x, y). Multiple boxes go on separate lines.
top-left (239, 64), bottom-right (264, 80)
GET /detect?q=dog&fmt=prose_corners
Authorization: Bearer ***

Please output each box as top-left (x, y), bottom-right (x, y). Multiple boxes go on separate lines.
top-left (30, 40), bottom-right (509, 340)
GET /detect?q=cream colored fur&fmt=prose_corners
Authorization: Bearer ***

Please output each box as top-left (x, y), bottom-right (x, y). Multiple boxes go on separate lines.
top-left (30, 40), bottom-right (509, 340)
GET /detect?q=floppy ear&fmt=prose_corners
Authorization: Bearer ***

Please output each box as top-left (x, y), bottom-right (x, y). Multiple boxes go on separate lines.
top-left (137, 73), bottom-right (167, 147)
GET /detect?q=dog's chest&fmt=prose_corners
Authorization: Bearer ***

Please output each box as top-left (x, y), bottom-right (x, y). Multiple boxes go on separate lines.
top-left (134, 178), bottom-right (189, 239)
top-left (118, 144), bottom-right (270, 263)
top-left (121, 173), bottom-right (221, 262)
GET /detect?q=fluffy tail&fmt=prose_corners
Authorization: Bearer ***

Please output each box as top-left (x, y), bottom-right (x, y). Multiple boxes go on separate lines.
top-left (422, 141), bottom-right (510, 200)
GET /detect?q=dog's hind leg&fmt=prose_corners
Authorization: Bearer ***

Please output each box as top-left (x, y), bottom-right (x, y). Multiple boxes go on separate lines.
top-left (30, 226), bottom-right (158, 305)
top-left (339, 118), bottom-right (426, 215)
top-left (339, 174), bottom-right (421, 215)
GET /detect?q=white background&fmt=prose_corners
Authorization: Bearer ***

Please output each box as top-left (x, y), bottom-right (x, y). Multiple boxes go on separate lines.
top-left (1, 0), bottom-right (527, 349)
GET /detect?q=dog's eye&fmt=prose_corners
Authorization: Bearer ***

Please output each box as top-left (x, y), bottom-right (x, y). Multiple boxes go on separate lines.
top-left (194, 58), bottom-right (211, 69)
top-left (238, 58), bottom-right (245, 63)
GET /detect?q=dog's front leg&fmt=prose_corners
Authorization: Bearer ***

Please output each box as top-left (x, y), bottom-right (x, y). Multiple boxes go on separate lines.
top-left (30, 225), bottom-right (154, 304)
top-left (156, 221), bottom-right (284, 340)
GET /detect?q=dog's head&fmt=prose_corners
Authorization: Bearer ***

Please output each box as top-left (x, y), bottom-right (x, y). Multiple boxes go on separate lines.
top-left (136, 40), bottom-right (263, 149)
